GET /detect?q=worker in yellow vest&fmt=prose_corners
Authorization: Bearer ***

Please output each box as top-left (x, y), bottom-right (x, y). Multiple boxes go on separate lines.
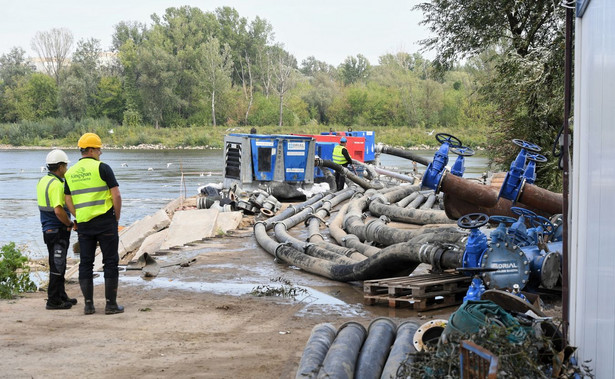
top-left (332, 137), bottom-right (353, 190)
top-left (64, 133), bottom-right (124, 315)
top-left (37, 149), bottom-right (77, 310)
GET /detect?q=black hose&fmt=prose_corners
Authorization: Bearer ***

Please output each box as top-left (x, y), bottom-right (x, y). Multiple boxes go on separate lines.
top-left (317, 159), bottom-right (384, 190)
top-left (355, 318), bottom-right (397, 379)
top-left (256, 219), bottom-right (462, 281)
top-left (317, 322), bottom-right (367, 379)
top-left (369, 199), bottom-right (454, 225)
top-left (295, 323), bottom-right (337, 379)
top-left (377, 145), bottom-right (431, 166)
top-left (380, 321), bottom-right (419, 379)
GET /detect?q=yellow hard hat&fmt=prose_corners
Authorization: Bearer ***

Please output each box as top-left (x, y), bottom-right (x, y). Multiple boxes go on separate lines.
top-left (78, 133), bottom-right (102, 148)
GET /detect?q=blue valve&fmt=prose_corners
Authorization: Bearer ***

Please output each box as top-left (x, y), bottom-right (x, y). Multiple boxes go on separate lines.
top-left (464, 277), bottom-right (486, 302)
top-left (489, 215), bottom-right (517, 244)
top-left (450, 146), bottom-right (475, 177)
top-left (499, 139), bottom-right (541, 202)
top-left (523, 151), bottom-right (547, 184)
top-left (422, 133), bottom-right (462, 191)
top-left (457, 213), bottom-right (489, 269)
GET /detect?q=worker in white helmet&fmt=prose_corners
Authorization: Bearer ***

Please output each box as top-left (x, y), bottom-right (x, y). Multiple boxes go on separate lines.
top-left (36, 149), bottom-right (77, 310)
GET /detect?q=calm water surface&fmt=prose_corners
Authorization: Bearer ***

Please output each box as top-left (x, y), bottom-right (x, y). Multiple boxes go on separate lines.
top-left (0, 148), bottom-right (489, 259)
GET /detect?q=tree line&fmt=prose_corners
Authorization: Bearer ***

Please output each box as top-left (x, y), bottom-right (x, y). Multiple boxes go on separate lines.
top-left (0, 2), bottom-right (565, 190)
top-left (0, 6), bottom-right (489, 131)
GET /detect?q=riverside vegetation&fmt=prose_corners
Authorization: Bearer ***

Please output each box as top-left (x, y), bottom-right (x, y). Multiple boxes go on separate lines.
top-left (0, 1), bottom-right (565, 190)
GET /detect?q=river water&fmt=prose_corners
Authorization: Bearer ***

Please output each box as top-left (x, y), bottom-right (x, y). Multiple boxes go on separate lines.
top-left (0, 148), bottom-right (489, 259)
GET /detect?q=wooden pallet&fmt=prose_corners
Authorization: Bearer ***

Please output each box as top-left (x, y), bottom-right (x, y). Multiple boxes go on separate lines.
top-left (363, 272), bottom-right (472, 311)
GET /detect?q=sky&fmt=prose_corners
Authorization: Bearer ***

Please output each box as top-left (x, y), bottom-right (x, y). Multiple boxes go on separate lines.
top-left (1, 0), bottom-right (433, 67)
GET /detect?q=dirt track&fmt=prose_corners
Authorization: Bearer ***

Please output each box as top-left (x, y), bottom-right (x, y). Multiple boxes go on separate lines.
top-left (1, 226), bottom-right (453, 379)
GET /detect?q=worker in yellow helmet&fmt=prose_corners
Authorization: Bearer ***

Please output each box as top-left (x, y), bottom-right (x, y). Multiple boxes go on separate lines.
top-left (64, 133), bottom-right (124, 315)
top-left (37, 149), bottom-right (77, 310)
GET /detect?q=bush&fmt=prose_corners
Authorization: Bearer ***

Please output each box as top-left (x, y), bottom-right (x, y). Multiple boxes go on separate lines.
top-left (0, 243), bottom-right (37, 299)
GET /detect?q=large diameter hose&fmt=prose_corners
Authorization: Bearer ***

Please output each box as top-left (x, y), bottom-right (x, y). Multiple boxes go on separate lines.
top-left (376, 144), bottom-right (431, 166)
top-left (380, 321), bottom-right (419, 379)
top-left (256, 220), bottom-right (462, 281)
top-left (317, 322), bottom-right (367, 379)
top-left (295, 323), bottom-right (337, 379)
top-left (317, 159), bottom-right (384, 190)
top-left (369, 199), bottom-right (454, 225)
top-left (355, 318), bottom-right (397, 379)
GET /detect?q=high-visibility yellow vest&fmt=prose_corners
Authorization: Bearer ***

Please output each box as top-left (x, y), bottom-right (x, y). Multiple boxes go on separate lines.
top-left (37, 174), bottom-right (64, 212)
top-left (333, 145), bottom-right (349, 165)
top-left (65, 159), bottom-right (112, 223)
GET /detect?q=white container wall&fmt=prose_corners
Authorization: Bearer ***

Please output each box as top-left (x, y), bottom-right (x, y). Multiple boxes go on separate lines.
top-left (571, 0), bottom-right (615, 377)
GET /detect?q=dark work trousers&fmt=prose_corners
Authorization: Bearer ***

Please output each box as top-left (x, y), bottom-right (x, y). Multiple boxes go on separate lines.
top-left (77, 220), bottom-right (119, 280)
top-left (43, 227), bottom-right (71, 303)
top-left (335, 164), bottom-right (349, 191)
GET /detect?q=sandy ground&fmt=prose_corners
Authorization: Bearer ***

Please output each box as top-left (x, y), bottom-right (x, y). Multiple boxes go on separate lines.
top-left (1, 219), bottom-right (563, 379)
top-left (1, 225), bottom-right (457, 379)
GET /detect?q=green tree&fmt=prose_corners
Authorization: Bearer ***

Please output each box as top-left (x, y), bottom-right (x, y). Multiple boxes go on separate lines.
top-left (68, 38), bottom-right (103, 118)
top-left (58, 75), bottom-right (87, 120)
top-left (339, 54), bottom-right (371, 85)
top-left (197, 37), bottom-right (233, 127)
top-left (416, 0), bottom-right (566, 189)
top-left (95, 76), bottom-right (124, 123)
top-left (270, 45), bottom-right (298, 127)
top-left (3, 74), bottom-right (58, 121)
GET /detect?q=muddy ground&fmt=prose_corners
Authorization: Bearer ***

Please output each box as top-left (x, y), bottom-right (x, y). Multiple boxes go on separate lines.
top-left (0, 222), bottom-right (451, 379)
top-left (0, 219), bottom-right (562, 379)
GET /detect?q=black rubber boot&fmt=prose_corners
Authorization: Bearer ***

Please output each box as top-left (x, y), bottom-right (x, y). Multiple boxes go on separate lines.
top-left (104, 277), bottom-right (124, 315)
top-left (79, 278), bottom-right (95, 315)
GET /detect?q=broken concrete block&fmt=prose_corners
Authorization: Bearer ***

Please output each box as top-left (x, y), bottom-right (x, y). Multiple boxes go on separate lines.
top-left (214, 211), bottom-right (244, 234)
top-left (160, 209), bottom-right (219, 250)
top-left (118, 209), bottom-right (171, 259)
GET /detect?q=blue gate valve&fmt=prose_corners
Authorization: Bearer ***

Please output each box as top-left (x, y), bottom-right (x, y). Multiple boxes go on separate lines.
top-left (457, 213), bottom-right (489, 269)
top-left (499, 139), bottom-right (541, 202)
top-left (523, 151), bottom-right (548, 185)
top-left (508, 207), bottom-right (542, 247)
top-left (457, 267), bottom-right (498, 302)
top-left (450, 146), bottom-right (475, 177)
top-left (422, 133), bottom-right (463, 191)
top-left (489, 215), bottom-right (517, 244)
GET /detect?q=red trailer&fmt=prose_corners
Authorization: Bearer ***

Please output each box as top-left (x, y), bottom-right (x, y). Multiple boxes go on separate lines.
top-left (294, 134), bottom-right (366, 162)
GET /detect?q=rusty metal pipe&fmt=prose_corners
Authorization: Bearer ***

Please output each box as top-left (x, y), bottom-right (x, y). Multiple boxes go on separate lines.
top-left (439, 171), bottom-right (499, 208)
top-left (443, 193), bottom-right (553, 220)
top-left (518, 182), bottom-right (563, 215)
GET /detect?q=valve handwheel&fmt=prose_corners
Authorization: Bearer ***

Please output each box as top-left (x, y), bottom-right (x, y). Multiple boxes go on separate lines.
top-left (512, 139), bottom-right (541, 152)
top-left (450, 146), bottom-right (475, 157)
top-left (532, 215), bottom-right (555, 236)
top-left (526, 151), bottom-right (548, 163)
top-left (457, 213), bottom-right (489, 229)
top-left (435, 133), bottom-right (462, 148)
top-left (489, 215), bottom-right (517, 225)
top-left (510, 206), bottom-right (538, 220)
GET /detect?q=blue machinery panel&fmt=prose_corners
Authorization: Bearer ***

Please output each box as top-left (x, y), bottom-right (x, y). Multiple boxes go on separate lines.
top-left (280, 135), bottom-right (312, 182)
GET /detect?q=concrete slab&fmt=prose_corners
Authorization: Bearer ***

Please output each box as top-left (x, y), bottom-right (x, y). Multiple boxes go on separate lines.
top-left (215, 211), bottom-right (244, 233)
top-left (160, 209), bottom-right (220, 250)
top-left (132, 229), bottom-right (169, 263)
top-left (118, 209), bottom-right (171, 259)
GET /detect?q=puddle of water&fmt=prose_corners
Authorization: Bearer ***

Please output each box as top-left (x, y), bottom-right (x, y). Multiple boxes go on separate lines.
top-left (119, 276), bottom-right (365, 317)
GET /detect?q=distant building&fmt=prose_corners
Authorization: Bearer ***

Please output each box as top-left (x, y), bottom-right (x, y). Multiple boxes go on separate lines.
top-left (26, 51), bottom-right (118, 74)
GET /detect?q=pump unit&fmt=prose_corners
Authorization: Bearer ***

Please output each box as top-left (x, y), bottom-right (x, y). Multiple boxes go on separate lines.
top-left (223, 133), bottom-right (315, 190)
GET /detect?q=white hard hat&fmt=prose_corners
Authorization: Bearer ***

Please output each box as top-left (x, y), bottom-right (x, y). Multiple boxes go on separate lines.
top-left (46, 149), bottom-right (70, 165)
